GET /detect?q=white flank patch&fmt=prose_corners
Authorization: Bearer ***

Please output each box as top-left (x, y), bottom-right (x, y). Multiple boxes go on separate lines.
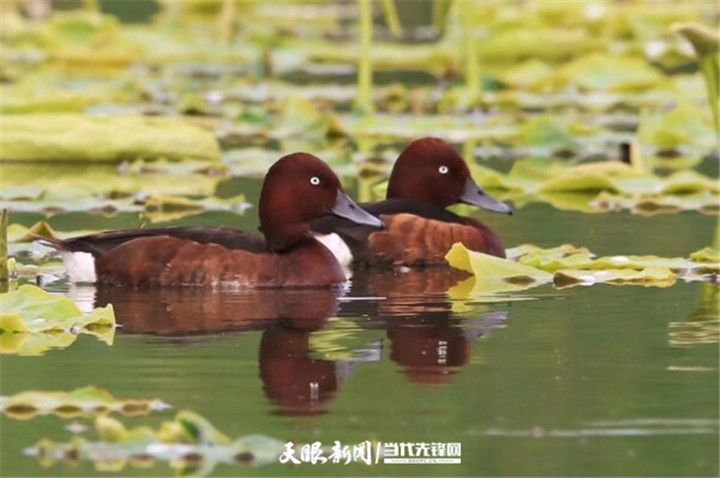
top-left (61, 251), bottom-right (97, 284)
top-left (313, 233), bottom-right (354, 277)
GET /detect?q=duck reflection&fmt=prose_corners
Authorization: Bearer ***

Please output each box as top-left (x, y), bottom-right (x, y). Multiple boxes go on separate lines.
top-left (87, 286), bottom-right (379, 416)
top-left (78, 266), bottom-right (509, 416)
top-left (349, 268), bottom-right (509, 385)
top-left (91, 287), bottom-right (341, 335)
top-left (260, 321), bottom-right (381, 416)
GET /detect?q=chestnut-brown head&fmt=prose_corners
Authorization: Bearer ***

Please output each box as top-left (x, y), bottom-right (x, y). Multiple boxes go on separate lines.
top-left (387, 137), bottom-right (513, 214)
top-left (260, 153), bottom-right (382, 251)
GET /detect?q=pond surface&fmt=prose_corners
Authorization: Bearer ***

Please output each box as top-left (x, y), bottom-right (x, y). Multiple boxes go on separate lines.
top-left (1, 174), bottom-right (718, 477)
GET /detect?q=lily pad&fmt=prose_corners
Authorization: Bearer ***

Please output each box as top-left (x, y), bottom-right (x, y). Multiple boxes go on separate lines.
top-left (591, 190), bottom-right (719, 216)
top-left (0, 285), bottom-right (115, 355)
top-left (556, 54), bottom-right (663, 92)
top-left (447, 243), bottom-right (718, 294)
top-left (445, 243), bottom-right (553, 294)
top-left (638, 103), bottom-right (717, 151)
top-left (0, 386), bottom-right (170, 420)
top-left (25, 411), bottom-right (289, 474)
top-left (0, 114), bottom-right (221, 162)
top-left (553, 267), bottom-right (677, 289)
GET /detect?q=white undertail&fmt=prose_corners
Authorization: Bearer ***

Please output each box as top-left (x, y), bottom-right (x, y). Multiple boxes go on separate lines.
top-left (61, 251), bottom-right (97, 284)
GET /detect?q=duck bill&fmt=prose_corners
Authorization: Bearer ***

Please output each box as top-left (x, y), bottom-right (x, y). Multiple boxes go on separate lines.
top-left (459, 177), bottom-right (514, 215)
top-left (330, 190), bottom-right (384, 227)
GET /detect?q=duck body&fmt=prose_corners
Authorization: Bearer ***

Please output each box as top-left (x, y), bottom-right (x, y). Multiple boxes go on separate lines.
top-left (93, 235), bottom-right (345, 288)
top-left (311, 198), bottom-right (505, 266)
top-left (47, 153), bottom-right (383, 288)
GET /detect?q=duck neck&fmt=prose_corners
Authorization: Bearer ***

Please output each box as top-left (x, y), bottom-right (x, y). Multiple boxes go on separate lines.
top-left (260, 218), bottom-right (315, 252)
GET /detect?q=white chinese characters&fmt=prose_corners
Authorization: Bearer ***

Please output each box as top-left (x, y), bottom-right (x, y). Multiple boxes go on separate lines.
top-left (278, 441), bottom-right (461, 465)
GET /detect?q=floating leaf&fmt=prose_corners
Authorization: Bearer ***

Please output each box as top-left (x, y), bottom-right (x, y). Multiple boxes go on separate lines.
top-left (520, 116), bottom-right (580, 153)
top-left (495, 59), bottom-right (554, 90)
top-left (25, 410), bottom-right (288, 474)
top-left (556, 54), bottom-right (663, 91)
top-left (0, 285), bottom-right (115, 355)
top-left (176, 410), bottom-right (231, 446)
top-left (0, 386), bottom-right (170, 420)
top-left (638, 103), bottom-right (717, 151)
top-left (445, 243), bottom-right (553, 294)
top-left (0, 114), bottom-right (221, 162)
top-left (591, 190), bottom-right (719, 216)
top-left (689, 247), bottom-right (719, 263)
top-left (448, 243), bottom-right (718, 293)
top-left (470, 158), bottom-right (719, 214)
top-left (553, 267), bottom-right (677, 288)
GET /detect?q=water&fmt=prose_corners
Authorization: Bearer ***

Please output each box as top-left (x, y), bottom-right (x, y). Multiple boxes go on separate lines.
top-left (1, 178), bottom-right (718, 477)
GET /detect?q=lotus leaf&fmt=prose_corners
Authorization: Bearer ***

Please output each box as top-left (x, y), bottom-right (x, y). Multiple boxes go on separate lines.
top-left (0, 285), bottom-right (115, 355)
top-left (446, 243), bottom-right (718, 294)
top-left (554, 267), bottom-right (677, 288)
top-left (495, 59), bottom-right (554, 90)
top-left (0, 386), bottom-right (170, 420)
top-left (638, 104), bottom-right (717, 151)
top-left (556, 54), bottom-right (663, 92)
top-left (0, 114), bottom-right (221, 162)
top-left (445, 243), bottom-right (553, 294)
top-left (592, 191), bottom-right (719, 215)
top-left (520, 116), bottom-right (580, 153)
top-left (25, 411), bottom-right (289, 474)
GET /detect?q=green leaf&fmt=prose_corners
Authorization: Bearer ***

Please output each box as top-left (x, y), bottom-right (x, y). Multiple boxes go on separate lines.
top-left (445, 243), bottom-right (553, 294)
top-left (554, 267), bottom-right (677, 288)
top-left (690, 247), bottom-right (719, 263)
top-left (638, 103), bottom-right (717, 150)
top-left (0, 386), bottom-right (170, 420)
top-left (0, 114), bottom-right (221, 162)
top-left (556, 54), bottom-right (663, 92)
top-left (26, 409), bottom-right (288, 473)
top-left (448, 243), bottom-right (718, 293)
top-left (176, 410), bottom-right (230, 446)
top-left (495, 59), bottom-right (554, 90)
top-left (0, 285), bottom-right (115, 355)
top-left (520, 116), bottom-right (580, 153)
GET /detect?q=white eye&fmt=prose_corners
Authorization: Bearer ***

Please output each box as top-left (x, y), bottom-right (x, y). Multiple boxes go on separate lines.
top-left (438, 165), bottom-right (449, 174)
top-left (310, 176), bottom-right (321, 186)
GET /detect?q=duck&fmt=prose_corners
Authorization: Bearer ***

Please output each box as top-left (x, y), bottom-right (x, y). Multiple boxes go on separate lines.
top-left (45, 153), bottom-right (383, 288)
top-left (310, 137), bottom-right (513, 267)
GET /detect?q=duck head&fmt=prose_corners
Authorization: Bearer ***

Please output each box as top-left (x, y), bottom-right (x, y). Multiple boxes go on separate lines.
top-left (260, 153), bottom-right (383, 251)
top-left (387, 137), bottom-right (513, 214)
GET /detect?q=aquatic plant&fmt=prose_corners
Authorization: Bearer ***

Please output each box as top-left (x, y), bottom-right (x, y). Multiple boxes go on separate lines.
top-left (1, 386), bottom-right (170, 420)
top-left (446, 243), bottom-right (719, 295)
top-left (0, 285), bottom-right (115, 355)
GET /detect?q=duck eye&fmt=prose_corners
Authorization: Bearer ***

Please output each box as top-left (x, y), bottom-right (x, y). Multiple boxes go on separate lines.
top-left (309, 176), bottom-right (321, 186)
top-left (438, 165), bottom-right (449, 174)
